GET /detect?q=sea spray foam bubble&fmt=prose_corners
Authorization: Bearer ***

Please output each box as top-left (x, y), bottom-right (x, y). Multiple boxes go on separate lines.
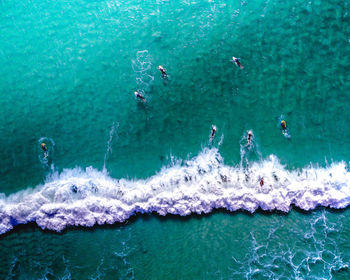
top-left (1, 148), bottom-right (350, 235)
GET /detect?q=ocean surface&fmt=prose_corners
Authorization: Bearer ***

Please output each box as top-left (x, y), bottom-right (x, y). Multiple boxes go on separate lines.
top-left (1, 0), bottom-right (350, 278)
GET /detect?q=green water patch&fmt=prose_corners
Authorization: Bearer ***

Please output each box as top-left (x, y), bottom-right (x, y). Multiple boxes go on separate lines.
top-left (0, 208), bottom-right (349, 279)
top-left (0, 0), bottom-right (349, 195)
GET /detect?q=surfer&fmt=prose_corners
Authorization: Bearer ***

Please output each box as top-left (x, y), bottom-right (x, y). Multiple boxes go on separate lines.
top-left (247, 130), bottom-right (253, 145)
top-left (232, 57), bottom-right (244, 69)
top-left (41, 143), bottom-right (48, 158)
top-left (210, 125), bottom-right (217, 141)
top-left (281, 120), bottom-right (287, 135)
top-left (134, 91), bottom-right (146, 102)
top-left (157, 65), bottom-right (168, 78)
top-left (259, 177), bottom-right (264, 186)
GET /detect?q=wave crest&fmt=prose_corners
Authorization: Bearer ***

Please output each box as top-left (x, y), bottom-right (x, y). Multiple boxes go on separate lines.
top-left (1, 148), bottom-right (350, 235)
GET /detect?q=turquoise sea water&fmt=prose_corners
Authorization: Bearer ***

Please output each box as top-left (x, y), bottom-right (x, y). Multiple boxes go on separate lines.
top-left (1, 0), bottom-right (350, 278)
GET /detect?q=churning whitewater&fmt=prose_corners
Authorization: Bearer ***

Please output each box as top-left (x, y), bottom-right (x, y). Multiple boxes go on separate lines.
top-left (1, 148), bottom-right (350, 235)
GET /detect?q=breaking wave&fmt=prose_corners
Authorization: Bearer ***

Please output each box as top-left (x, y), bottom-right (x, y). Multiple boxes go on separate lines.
top-left (1, 148), bottom-right (350, 235)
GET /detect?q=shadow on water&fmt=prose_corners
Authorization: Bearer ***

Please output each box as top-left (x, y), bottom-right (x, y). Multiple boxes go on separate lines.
top-left (1, 205), bottom-right (348, 239)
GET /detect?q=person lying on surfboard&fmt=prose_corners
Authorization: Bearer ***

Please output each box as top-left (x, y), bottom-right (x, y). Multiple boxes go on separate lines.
top-left (157, 65), bottom-right (168, 78)
top-left (247, 130), bottom-right (253, 145)
top-left (210, 125), bottom-right (217, 141)
top-left (134, 91), bottom-right (146, 102)
top-left (232, 57), bottom-right (244, 69)
top-left (41, 143), bottom-right (48, 158)
top-left (281, 120), bottom-right (287, 135)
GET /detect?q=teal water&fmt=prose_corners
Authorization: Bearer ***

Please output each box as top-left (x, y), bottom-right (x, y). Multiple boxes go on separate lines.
top-left (1, 210), bottom-right (350, 279)
top-left (1, 0), bottom-right (350, 278)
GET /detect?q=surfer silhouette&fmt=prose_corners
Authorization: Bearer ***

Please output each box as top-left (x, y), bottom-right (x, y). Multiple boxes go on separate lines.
top-left (134, 91), bottom-right (146, 102)
top-left (41, 143), bottom-right (48, 158)
top-left (247, 130), bottom-right (253, 145)
top-left (259, 177), bottom-right (264, 186)
top-left (232, 57), bottom-right (244, 69)
top-left (210, 125), bottom-right (217, 141)
top-left (281, 120), bottom-right (287, 135)
top-left (157, 65), bottom-right (168, 78)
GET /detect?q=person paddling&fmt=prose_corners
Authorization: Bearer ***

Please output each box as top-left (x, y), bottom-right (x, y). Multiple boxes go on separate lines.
top-left (41, 143), bottom-right (48, 158)
top-left (134, 91), bottom-right (146, 102)
top-left (157, 65), bottom-right (168, 78)
top-left (281, 120), bottom-right (287, 135)
top-left (232, 57), bottom-right (244, 69)
top-left (210, 125), bottom-right (217, 141)
top-left (247, 130), bottom-right (253, 145)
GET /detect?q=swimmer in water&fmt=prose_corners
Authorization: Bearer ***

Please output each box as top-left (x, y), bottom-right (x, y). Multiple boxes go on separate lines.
top-left (41, 143), bottom-right (48, 158)
top-left (260, 177), bottom-right (264, 186)
top-left (232, 57), bottom-right (244, 69)
top-left (210, 125), bottom-right (217, 141)
top-left (157, 65), bottom-right (168, 78)
top-left (247, 130), bottom-right (253, 145)
top-left (281, 120), bottom-right (287, 134)
top-left (134, 91), bottom-right (146, 102)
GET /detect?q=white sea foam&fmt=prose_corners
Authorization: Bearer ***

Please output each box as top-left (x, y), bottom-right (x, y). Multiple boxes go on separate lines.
top-left (103, 121), bottom-right (119, 173)
top-left (1, 148), bottom-right (350, 235)
top-left (132, 50), bottom-right (154, 92)
top-left (230, 210), bottom-right (349, 279)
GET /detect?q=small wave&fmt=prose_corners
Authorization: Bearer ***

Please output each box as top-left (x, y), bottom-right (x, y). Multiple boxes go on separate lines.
top-left (1, 148), bottom-right (350, 235)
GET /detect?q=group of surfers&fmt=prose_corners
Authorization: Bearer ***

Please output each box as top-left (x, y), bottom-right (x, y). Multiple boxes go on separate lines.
top-left (40, 57), bottom-right (288, 187)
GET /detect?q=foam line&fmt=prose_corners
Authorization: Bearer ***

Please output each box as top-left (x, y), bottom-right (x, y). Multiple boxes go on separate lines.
top-left (1, 148), bottom-right (350, 235)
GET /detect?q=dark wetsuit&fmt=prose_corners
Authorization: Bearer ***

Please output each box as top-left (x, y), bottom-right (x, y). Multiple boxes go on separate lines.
top-left (234, 58), bottom-right (242, 68)
top-left (135, 92), bottom-right (145, 102)
top-left (247, 134), bottom-right (252, 144)
top-left (281, 121), bottom-right (287, 130)
top-left (160, 70), bottom-right (167, 78)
